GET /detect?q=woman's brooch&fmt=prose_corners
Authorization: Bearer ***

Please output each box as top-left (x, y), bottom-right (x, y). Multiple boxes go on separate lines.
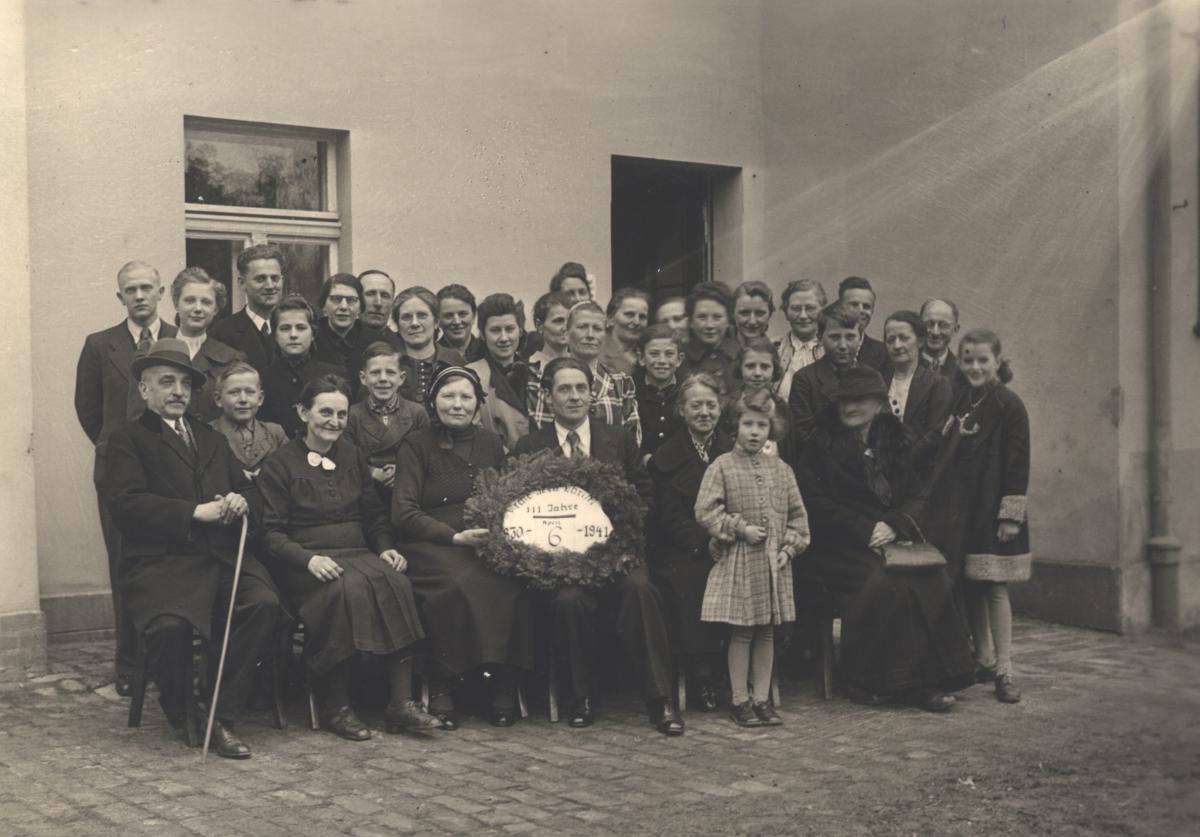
top-left (306, 451), bottom-right (337, 471)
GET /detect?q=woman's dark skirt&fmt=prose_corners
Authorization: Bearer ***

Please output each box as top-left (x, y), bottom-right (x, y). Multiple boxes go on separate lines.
top-left (401, 541), bottom-right (536, 678)
top-left (652, 547), bottom-right (724, 659)
top-left (809, 544), bottom-right (975, 697)
top-left (272, 545), bottom-right (425, 678)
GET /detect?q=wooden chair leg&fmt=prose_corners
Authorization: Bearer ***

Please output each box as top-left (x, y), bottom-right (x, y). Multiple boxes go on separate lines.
top-left (770, 673), bottom-right (782, 708)
top-left (271, 631), bottom-right (289, 732)
top-left (676, 669), bottom-right (688, 713)
top-left (420, 677), bottom-right (431, 710)
top-left (127, 635), bottom-right (148, 728)
top-left (547, 655), bottom-right (559, 723)
top-left (517, 682), bottom-right (529, 719)
top-left (306, 674), bottom-right (320, 731)
top-left (820, 612), bottom-right (835, 701)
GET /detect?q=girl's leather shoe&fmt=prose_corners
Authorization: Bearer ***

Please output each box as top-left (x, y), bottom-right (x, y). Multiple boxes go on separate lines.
top-left (385, 700), bottom-right (441, 734)
top-left (696, 682), bottom-right (719, 712)
top-left (910, 690), bottom-right (956, 713)
top-left (975, 664), bottom-right (998, 683)
top-left (995, 674), bottom-right (1022, 704)
top-left (730, 700), bottom-right (762, 727)
top-left (752, 701), bottom-right (783, 726)
top-left (325, 705), bottom-right (371, 741)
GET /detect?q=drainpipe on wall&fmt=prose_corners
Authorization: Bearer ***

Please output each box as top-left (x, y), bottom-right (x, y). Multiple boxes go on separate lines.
top-left (1146, 13), bottom-right (1182, 631)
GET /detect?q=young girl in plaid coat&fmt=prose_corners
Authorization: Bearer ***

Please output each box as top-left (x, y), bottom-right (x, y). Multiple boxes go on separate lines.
top-left (695, 388), bottom-right (810, 727)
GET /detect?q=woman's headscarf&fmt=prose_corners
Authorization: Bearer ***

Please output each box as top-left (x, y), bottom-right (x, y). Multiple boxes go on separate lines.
top-left (426, 365), bottom-right (487, 441)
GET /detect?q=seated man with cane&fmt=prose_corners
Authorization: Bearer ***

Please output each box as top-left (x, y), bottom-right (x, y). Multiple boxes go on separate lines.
top-left (512, 357), bottom-right (684, 736)
top-left (105, 338), bottom-right (282, 759)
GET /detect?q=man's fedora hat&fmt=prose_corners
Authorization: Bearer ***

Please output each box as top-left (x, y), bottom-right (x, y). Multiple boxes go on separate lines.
top-left (830, 366), bottom-right (888, 401)
top-left (131, 338), bottom-right (207, 389)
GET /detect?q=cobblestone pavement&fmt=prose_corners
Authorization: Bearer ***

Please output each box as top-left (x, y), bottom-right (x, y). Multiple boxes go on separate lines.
top-left (1, 619), bottom-right (1198, 836)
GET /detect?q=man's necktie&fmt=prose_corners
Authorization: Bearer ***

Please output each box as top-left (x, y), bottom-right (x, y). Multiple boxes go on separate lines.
top-left (175, 418), bottom-right (196, 454)
top-left (566, 430), bottom-right (584, 461)
top-left (137, 328), bottom-right (151, 353)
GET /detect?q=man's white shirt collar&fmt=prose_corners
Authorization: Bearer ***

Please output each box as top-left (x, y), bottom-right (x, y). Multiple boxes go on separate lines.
top-left (554, 420), bottom-right (590, 458)
top-left (246, 308), bottom-right (270, 334)
top-left (127, 318), bottom-right (161, 346)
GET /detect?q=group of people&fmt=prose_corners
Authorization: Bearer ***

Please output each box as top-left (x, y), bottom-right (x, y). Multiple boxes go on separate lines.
top-left (74, 247), bottom-right (1031, 759)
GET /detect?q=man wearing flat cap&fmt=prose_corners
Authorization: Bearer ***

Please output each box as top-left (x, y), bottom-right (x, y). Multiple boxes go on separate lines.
top-left (104, 338), bottom-right (282, 758)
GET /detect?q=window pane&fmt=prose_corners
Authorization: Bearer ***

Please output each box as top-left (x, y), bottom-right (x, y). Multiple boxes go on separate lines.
top-left (185, 238), bottom-right (237, 318)
top-left (276, 242), bottom-right (329, 307)
top-left (185, 129), bottom-right (326, 211)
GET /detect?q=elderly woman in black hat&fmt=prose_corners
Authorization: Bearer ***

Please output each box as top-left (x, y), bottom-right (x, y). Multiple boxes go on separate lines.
top-left (796, 366), bottom-right (974, 712)
top-left (391, 366), bottom-right (535, 728)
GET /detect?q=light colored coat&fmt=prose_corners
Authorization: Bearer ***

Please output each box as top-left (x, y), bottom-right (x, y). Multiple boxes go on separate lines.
top-left (695, 447), bottom-right (809, 626)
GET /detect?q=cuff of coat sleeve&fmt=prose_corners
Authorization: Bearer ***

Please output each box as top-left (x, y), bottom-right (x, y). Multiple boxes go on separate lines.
top-left (998, 495), bottom-right (1027, 524)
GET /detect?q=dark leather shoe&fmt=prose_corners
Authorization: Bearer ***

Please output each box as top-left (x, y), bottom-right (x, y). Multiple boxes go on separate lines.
top-left (995, 674), bottom-right (1022, 704)
top-left (730, 700), bottom-right (762, 727)
top-left (211, 721), bottom-right (251, 759)
top-left (911, 690), bottom-right (956, 713)
top-left (490, 710), bottom-right (517, 728)
top-left (696, 682), bottom-right (719, 712)
top-left (975, 664), bottom-right (998, 684)
top-left (325, 705), bottom-right (371, 741)
top-left (655, 703), bottom-right (685, 736)
top-left (752, 701), bottom-right (783, 726)
top-left (114, 674), bottom-right (133, 698)
top-left (567, 698), bottom-right (594, 728)
top-left (385, 700), bottom-right (441, 734)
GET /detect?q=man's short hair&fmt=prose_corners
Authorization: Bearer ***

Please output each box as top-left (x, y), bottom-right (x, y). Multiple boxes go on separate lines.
top-left (816, 301), bottom-right (861, 338)
top-left (780, 277), bottom-right (828, 310)
top-left (357, 269), bottom-right (395, 291)
top-left (170, 266), bottom-right (227, 310)
top-left (541, 356), bottom-right (594, 391)
top-left (550, 261), bottom-right (589, 293)
top-left (838, 275), bottom-right (875, 299)
top-left (117, 260), bottom-right (161, 289)
top-left (318, 273), bottom-right (364, 310)
top-left (237, 244), bottom-right (285, 276)
top-left (919, 297), bottom-right (960, 323)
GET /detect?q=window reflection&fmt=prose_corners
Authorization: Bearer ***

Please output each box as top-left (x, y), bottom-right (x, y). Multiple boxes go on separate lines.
top-left (185, 129), bottom-right (326, 211)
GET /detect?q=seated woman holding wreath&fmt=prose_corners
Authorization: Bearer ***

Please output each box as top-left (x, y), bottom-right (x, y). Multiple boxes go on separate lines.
top-left (391, 366), bottom-right (535, 728)
top-left (796, 366), bottom-right (974, 712)
top-left (647, 372), bottom-right (733, 711)
top-left (258, 374), bottom-right (440, 740)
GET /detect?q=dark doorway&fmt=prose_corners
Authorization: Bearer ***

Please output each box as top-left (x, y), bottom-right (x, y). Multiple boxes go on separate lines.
top-left (611, 156), bottom-right (739, 310)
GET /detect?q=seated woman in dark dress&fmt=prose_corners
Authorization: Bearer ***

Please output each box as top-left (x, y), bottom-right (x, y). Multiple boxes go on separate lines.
top-left (392, 366), bottom-right (535, 728)
top-left (797, 366), bottom-right (974, 712)
top-left (647, 372), bottom-right (733, 711)
top-left (258, 374), bottom-right (440, 740)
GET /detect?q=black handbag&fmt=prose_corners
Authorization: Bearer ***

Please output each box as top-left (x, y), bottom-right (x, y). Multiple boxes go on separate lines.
top-left (876, 516), bottom-right (946, 571)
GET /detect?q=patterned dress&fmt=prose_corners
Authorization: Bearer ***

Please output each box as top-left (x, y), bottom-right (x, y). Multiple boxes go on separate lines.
top-left (695, 447), bottom-right (809, 626)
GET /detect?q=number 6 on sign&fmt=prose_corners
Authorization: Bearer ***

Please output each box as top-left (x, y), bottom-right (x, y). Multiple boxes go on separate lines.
top-left (502, 487), bottom-right (613, 555)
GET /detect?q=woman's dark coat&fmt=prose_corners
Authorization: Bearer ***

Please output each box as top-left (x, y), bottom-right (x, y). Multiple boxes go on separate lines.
top-left (646, 428), bottom-right (734, 657)
top-left (797, 408), bottom-right (974, 697)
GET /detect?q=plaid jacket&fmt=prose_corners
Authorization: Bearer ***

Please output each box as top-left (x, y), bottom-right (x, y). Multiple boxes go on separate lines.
top-left (529, 360), bottom-right (642, 447)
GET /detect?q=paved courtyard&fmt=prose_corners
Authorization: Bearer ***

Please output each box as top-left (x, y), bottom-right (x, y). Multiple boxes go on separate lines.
top-left (1, 619), bottom-right (1197, 836)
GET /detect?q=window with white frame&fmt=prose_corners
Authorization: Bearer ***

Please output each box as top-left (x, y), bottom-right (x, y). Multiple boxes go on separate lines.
top-left (184, 116), bottom-right (345, 314)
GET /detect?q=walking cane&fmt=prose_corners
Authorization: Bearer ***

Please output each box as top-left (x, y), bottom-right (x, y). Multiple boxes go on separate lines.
top-left (201, 512), bottom-right (249, 762)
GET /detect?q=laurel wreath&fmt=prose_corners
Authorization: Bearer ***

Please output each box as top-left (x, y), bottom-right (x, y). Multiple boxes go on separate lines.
top-left (464, 450), bottom-right (647, 590)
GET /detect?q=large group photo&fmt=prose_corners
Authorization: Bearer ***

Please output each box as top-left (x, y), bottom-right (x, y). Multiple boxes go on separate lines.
top-left (3, 1), bottom-right (1200, 835)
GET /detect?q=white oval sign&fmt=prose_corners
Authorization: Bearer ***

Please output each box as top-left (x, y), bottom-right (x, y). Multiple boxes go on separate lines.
top-left (502, 487), bottom-right (613, 554)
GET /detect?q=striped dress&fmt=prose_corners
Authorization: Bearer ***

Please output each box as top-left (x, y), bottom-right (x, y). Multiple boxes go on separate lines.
top-left (695, 447), bottom-right (810, 626)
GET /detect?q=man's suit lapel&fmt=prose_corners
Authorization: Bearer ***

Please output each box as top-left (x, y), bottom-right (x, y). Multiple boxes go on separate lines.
top-left (105, 326), bottom-right (134, 383)
top-left (905, 369), bottom-right (933, 423)
top-left (158, 416), bottom-right (198, 469)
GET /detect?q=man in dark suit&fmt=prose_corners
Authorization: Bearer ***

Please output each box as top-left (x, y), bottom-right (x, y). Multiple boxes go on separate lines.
top-left (74, 261), bottom-right (178, 692)
top-left (838, 276), bottom-right (889, 373)
top-left (106, 339), bottom-right (281, 758)
top-left (208, 244), bottom-right (284, 376)
top-left (512, 357), bottom-right (684, 736)
top-left (788, 301), bottom-right (865, 444)
top-left (920, 297), bottom-right (963, 384)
